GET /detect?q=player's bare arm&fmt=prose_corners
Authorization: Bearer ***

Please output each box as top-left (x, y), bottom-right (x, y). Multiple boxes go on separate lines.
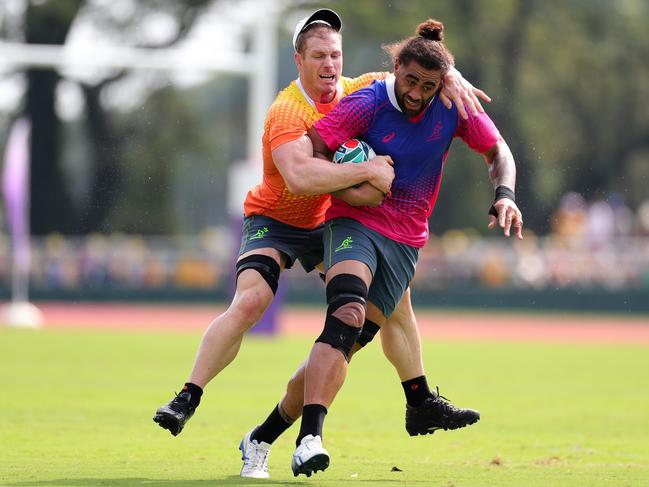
top-left (307, 126), bottom-right (395, 195)
top-left (482, 138), bottom-right (523, 239)
top-left (273, 135), bottom-right (382, 195)
top-left (273, 135), bottom-right (394, 196)
top-left (439, 66), bottom-right (492, 120)
top-left (333, 182), bottom-right (385, 207)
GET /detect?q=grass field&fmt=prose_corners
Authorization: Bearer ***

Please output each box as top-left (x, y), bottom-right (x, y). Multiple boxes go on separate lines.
top-left (2, 322), bottom-right (649, 486)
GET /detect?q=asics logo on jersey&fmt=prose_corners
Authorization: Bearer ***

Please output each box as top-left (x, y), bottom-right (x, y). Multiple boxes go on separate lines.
top-left (249, 227), bottom-right (269, 240)
top-left (382, 131), bottom-right (396, 143)
top-left (335, 237), bottom-right (353, 252)
top-left (426, 121), bottom-right (444, 141)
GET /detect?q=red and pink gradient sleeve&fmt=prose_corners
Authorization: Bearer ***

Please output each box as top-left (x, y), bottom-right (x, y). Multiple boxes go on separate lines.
top-left (314, 90), bottom-right (376, 151)
top-left (455, 111), bottom-right (501, 153)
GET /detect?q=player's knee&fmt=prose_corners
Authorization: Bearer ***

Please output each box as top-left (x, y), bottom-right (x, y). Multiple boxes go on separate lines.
top-left (316, 274), bottom-right (368, 361)
top-left (233, 289), bottom-right (272, 325)
top-left (330, 301), bottom-right (365, 328)
top-left (326, 273), bottom-right (368, 326)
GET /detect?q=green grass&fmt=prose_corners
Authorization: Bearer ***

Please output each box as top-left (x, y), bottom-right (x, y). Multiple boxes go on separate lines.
top-left (1, 326), bottom-right (648, 486)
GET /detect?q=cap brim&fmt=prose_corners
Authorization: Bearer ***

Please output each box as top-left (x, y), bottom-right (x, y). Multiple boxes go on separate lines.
top-left (301, 8), bottom-right (342, 33)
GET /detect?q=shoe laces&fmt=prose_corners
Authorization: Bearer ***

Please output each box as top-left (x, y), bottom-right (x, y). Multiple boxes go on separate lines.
top-left (302, 434), bottom-right (322, 451)
top-left (434, 386), bottom-right (451, 402)
top-left (432, 386), bottom-right (461, 413)
top-left (244, 440), bottom-right (270, 472)
top-left (169, 391), bottom-right (192, 413)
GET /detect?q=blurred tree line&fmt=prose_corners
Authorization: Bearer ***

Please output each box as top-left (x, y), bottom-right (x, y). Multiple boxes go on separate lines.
top-left (1, 0), bottom-right (648, 236)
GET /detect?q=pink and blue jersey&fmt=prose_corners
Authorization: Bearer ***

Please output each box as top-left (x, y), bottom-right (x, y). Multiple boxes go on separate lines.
top-left (314, 75), bottom-right (500, 248)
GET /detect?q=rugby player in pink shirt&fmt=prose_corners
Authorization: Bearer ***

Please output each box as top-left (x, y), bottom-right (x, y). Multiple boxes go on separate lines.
top-left (290, 18), bottom-right (523, 476)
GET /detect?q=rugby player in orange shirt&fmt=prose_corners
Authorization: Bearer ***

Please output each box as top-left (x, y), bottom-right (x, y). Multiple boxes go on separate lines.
top-left (153, 9), bottom-right (489, 478)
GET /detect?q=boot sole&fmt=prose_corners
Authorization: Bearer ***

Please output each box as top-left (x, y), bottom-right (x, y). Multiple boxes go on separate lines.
top-left (153, 413), bottom-right (183, 436)
top-left (292, 453), bottom-right (330, 477)
top-left (406, 417), bottom-right (480, 436)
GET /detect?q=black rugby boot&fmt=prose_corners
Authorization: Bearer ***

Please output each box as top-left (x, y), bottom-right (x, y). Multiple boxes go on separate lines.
top-left (405, 387), bottom-right (480, 436)
top-left (153, 391), bottom-right (196, 436)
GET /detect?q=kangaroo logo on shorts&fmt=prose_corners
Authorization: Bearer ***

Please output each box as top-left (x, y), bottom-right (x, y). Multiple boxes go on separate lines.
top-left (335, 236), bottom-right (353, 252)
top-left (250, 227), bottom-right (269, 240)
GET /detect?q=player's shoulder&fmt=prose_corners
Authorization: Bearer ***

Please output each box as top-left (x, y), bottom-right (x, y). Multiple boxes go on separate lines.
top-left (341, 72), bottom-right (389, 95)
top-left (268, 82), bottom-right (311, 119)
top-left (272, 81), bottom-right (303, 108)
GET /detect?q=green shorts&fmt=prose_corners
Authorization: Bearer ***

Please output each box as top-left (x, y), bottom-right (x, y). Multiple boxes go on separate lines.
top-left (323, 218), bottom-right (419, 318)
top-left (239, 215), bottom-right (324, 273)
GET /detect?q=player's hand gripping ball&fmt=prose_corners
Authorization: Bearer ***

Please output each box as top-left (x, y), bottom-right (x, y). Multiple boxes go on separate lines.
top-left (333, 139), bottom-right (376, 164)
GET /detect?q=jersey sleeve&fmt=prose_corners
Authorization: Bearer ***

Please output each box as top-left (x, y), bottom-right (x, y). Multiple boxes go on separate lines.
top-left (455, 110), bottom-right (501, 153)
top-left (347, 72), bottom-right (389, 92)
top-left (266, 99), bottom-right (309, 151)
top-left (313, 88), bottom-right (377, 151)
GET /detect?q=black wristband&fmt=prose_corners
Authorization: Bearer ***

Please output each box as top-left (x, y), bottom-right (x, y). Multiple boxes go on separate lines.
top-left (489, 185), bottom-right (515, 217)
top-left (494, 185), bottom-right (515, 202)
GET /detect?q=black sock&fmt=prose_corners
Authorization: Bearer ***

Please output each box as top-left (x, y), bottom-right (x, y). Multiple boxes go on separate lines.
top-left (251, 404), bottom-right (294, 445)
top-left (182, 382), bottom-right (203, 408)
top-left (296, 404), bottom-right (327, 446)
top-left (401, 375), bottom-right (434, 407)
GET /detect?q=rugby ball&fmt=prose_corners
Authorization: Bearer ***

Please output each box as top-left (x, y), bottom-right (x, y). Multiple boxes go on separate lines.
top-left (333, 139), bottom-right (376, 164)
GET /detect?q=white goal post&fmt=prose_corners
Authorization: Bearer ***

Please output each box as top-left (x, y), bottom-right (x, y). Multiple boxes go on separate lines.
top-left (0, 1), bottom-right (282, 327)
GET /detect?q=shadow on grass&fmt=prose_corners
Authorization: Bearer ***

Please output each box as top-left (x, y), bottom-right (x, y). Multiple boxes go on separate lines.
top-left (5, 479), bottom-right (280, 487)
top-left (6, 476), bottom-right (410, 486)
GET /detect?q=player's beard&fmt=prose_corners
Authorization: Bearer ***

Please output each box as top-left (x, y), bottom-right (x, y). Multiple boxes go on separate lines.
top-left (400, 94), bottom-right (425, 117)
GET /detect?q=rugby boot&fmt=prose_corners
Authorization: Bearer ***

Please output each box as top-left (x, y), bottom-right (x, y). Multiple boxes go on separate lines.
top-left (153, 391), bottom-right (195, 436)
top-left (405, 387), bottom-right (480, 436)
top-left (291, 434), bottom-right (329, 477)
top-left (239, 428), bottom-right (271, 478)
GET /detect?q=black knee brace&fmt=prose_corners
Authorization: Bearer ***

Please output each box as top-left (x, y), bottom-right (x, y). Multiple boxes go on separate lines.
top-left (356, 319), bottom-right (381, 348)
top-left (316, 274), bottom-right (368, 361)
top-left (235, 255), bottom-right (280, 295)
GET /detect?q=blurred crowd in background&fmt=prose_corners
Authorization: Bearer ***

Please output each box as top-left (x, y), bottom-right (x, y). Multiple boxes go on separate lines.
top-left (2, 1), bottom-right (649, 309)
top-left (2, 192), bottom-right (648, 299)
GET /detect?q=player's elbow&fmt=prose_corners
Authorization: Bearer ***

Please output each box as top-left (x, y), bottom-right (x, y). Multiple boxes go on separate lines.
top-left (489, 137), bottom-right (511, 157)
top-left (284, 177), bottom-right (310, 195)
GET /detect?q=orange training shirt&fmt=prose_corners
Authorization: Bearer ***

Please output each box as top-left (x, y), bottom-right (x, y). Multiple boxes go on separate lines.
top-left (243, 72), bottom-right (388, 230)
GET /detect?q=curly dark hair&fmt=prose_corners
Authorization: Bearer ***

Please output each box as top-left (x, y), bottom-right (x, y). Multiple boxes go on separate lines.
top-left (383, 19), bottom-right (454, 73)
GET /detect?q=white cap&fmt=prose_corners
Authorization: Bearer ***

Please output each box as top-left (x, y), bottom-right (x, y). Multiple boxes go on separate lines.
top-left (292, 8), bottom-right (342, 51)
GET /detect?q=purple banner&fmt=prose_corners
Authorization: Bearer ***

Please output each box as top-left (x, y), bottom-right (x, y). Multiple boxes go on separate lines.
top-left (2, 118), bottom-right (31, 299)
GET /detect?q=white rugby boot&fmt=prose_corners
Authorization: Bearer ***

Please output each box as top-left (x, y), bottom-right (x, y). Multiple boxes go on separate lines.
top-left (291, 434), bottom-right (330, 477)
top-left (239, 429), bottom-right (271, 478)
